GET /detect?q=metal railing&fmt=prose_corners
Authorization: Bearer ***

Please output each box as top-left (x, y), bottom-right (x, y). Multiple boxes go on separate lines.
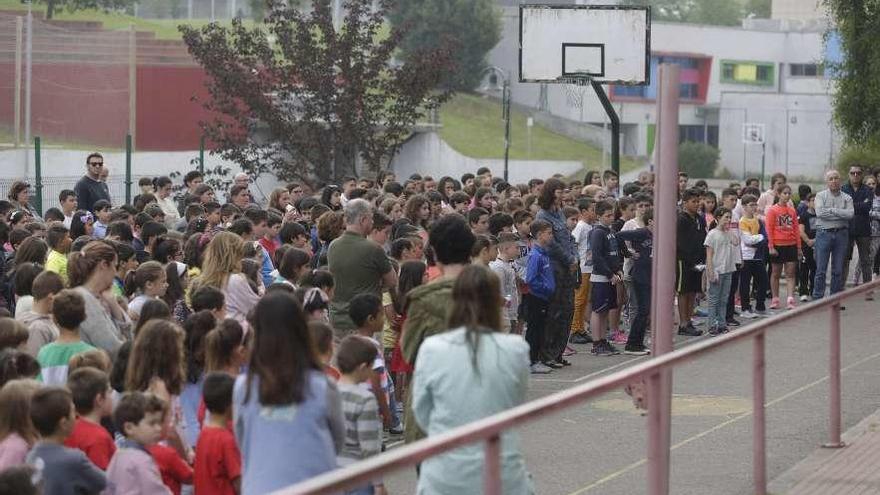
top-left (278, 278), bottom-right (880, 495)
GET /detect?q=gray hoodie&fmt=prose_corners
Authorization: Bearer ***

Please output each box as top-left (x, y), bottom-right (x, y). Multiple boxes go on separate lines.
top-left (17, 309), bottom-right (59, 357)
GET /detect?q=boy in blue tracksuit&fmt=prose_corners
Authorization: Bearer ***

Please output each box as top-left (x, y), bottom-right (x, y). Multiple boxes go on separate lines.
top-left (525, 219), bottom-right (555, 374)
top-left (616, 209), bottom-right (655, 355)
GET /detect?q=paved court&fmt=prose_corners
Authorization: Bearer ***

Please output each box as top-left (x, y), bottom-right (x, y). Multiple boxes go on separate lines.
top-left (383, 294), bottom-right (880, 494)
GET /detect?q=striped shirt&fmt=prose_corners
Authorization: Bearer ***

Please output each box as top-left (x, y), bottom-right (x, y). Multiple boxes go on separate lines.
top-left (337, 382), bottom-right (382, 465)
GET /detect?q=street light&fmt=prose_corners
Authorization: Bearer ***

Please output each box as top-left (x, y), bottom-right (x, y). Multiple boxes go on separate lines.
top-left (480, 66), bottom-right (511, 182)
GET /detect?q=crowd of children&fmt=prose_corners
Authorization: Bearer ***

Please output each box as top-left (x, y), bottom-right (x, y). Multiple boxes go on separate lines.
top-left (0, 155), bottom-right (872, 494)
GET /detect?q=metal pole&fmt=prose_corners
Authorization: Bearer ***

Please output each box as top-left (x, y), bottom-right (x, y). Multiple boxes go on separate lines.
top-left (753, 333), bottom-right (766, 495)
top-left (822, 302), bottom-right (845, 448)
top-left (784, 109), bottom-right (790, 177)
top-left (25, 3), bottom-right (32, 172)
top-left (34, 136), bottom-right (42, 215)
top-left (125, 134), bottom-right (133, 206)
top-left (502, 78), bottom-right (511, 183)
top-left (647, 63), bottom-right (680, 495)
top-left (199, 135), bottom-right (205, 174)
top-left (760, 141), bottom-right (766, 191)
top-left (129, 24), bottom-right (137, 152)
top-left (591, 81), bottom-right (620, 194)
top-left (484, 435), bottom-right (502, 495)
top-left (14, 17), bottom-right (22, 147)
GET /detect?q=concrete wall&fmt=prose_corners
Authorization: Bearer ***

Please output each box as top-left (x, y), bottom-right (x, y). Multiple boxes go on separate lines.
top-left (389, 131), bottom-right (583, 184)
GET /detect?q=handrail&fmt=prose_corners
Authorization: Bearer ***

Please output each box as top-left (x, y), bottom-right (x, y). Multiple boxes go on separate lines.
top-left (277, 278), bottom-right (880, 495)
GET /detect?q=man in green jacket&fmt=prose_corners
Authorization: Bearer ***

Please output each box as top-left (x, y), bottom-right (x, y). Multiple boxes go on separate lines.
top-left (402, 214), bottom-right (475, 443)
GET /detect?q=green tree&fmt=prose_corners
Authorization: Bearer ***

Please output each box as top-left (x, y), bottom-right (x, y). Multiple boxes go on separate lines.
top-left (678, 141), bottom-right (720, 178)
top-left (389, 0), bottom-right (501, 91)
top-left (38, 0), bottom-right (134, 20)
top-left (626, 0), bottom-right (744, 26)
top-left (180, 0), bottom-right (454, 183)
top-left (824, 0), bottom-right (880, 147)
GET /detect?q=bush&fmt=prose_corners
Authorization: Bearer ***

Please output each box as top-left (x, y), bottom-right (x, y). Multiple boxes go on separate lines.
top-left (836, 143), bottom-right (880, 177)
top-left (678, 142), bottom-right (719, 178)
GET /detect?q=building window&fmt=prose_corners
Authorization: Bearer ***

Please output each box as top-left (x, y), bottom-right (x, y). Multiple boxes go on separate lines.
top-left (680, 84), bottom-right (699, 99)
top-left (679, 125), bottom-right (719, 147)
top-left (614, 85), bottom-right (646, 98)
top-left (721, 60), bottom-right (775, 86)
top-left (790, 63), bottom-right (824, 77)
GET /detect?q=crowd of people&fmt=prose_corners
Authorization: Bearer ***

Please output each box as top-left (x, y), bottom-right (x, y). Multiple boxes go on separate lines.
top-left (0, 151), bottom-right (874, 495)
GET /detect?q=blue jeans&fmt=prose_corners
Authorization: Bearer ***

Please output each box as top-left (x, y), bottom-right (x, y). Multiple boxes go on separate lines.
top-left (707, 272), bottom-right (732, 328)
top-left (813, 228), bottom-right (849, 299)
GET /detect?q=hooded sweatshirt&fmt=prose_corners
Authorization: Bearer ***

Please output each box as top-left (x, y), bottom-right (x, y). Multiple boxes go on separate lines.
top-left (17, 309), bottom-right (59, 356)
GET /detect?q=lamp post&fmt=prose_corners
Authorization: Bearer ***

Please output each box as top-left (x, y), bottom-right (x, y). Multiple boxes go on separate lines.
top-left (481, 66), bottom-right (511, 182)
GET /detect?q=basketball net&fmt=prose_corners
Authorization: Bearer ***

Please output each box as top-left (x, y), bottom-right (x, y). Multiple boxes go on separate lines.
top-left (559, 76), bottom-right (592, 109)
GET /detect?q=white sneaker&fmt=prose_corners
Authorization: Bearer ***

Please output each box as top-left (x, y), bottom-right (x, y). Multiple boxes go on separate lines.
top-left (740, 310), bottom-right (757, 319)
top-left (799, 295), bottom-right (809, 302)
top-left (530, 363), bottom-right (553, 374)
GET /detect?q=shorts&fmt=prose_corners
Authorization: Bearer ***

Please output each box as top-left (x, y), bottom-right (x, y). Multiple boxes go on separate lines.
top-left (590, 281), bottom-right (617, 313)
top-left (676, 260), bottom-right (703, 294)
top-left (770, 245), bottom-right (798, 263)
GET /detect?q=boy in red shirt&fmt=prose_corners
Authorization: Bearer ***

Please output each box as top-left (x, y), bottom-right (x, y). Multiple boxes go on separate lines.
top-left (64, 367), bottom-right (115, 469)
top-left (195, 373), bottom-right (242, 495)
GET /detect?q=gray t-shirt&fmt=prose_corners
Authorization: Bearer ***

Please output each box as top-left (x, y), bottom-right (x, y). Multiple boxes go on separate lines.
top-left (27, 442), bottom-right (107, 495)
top-left (704, 228), bottom-right (737, 275)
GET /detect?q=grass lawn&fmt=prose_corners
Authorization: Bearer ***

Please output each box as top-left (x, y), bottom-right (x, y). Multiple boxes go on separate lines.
top-left (439, 93), bottom-right (641, 173)
top-left (0, 0), bottom-right (256, 39)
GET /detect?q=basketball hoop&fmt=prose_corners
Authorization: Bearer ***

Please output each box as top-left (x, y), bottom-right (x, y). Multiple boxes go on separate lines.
top-left (559, 76), bottom-right (592, 108)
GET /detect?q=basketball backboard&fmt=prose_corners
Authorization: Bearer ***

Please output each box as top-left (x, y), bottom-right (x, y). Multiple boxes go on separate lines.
top-left (519, 4), bottom-right (651, 85)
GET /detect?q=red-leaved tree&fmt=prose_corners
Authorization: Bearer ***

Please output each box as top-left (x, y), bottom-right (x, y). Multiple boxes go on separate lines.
top-left (181, 0), bottom-right (455, 183)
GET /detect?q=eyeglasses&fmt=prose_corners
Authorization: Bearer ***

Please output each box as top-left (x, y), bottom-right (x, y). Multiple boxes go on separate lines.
top-left (850, 171), bottom-right (862, 175)
top-left (89, 162), bottom-right (104, 167)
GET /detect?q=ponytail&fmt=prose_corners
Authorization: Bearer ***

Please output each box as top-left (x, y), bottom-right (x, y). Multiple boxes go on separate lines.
top-left (124, 261), bottom-right (164, 298)
top-left (205, 319), bottom-right (244, 373)
top-left (68, 240), bottom-right (117, 288)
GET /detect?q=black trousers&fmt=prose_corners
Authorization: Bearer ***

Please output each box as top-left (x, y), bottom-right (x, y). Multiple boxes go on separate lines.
top-left (740, 259), bottom-right (768, 312)
top-left (524, 293), bottom-right (549, 364)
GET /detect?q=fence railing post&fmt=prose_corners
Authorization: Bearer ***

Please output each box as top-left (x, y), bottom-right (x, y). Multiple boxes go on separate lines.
top-left (34, 136), bottom-right (42, 215)
top-left (753, 333), bottom-right (766, 495)
top-left (484, 434), bottom-right (501, 495)
top-left (823, 302), bottom-right (844, 448)
top-left (125, 134), bottom-right (133, 206)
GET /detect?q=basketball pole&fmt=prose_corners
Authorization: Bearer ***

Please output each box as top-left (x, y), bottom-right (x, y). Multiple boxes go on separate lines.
top-left (591, 81), bottom-right (620, 193)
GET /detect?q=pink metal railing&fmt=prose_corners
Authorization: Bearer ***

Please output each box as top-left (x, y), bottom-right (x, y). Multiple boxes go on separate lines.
top-left (277, 278), bottom-right (880, 495)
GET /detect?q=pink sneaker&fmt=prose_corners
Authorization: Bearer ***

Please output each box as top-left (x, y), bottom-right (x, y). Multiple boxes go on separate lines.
top-left (769, 297), bottom-right (780, 309)
top-left (786, 296), bottom-right (796, 310)
top-left (563, 345), bottom-right (577, 356)
top-left (611, 330), bottom-right (628, 345)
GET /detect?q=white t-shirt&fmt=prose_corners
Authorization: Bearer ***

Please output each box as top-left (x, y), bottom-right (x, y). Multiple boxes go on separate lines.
top-left (621, 218), bottom-right (641, 279)
top-left (571, 220), bottom-right (594, 274)
top-left (704, 228), bottom-right (737, 275)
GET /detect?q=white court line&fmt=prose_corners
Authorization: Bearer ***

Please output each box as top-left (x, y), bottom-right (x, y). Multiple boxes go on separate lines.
top-left (563, 349), bottom-right (880, 495)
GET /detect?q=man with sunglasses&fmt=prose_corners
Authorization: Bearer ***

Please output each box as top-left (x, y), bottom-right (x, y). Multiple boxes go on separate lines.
top-left (842, 164), bottom-right (874, 298)
top-left (74, 152), bottom-right (111, 213)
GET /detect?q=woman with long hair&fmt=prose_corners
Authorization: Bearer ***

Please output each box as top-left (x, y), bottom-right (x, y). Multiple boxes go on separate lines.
top-left (404, 194), bottom-right (431, 238)
top-left (412, 265), bottom-right (531, 494)
top-left (268, 187), bottom-right (291, 215)
top-left (233, 291), bottom-right (343, 494)
top-left (321, 185), bottom-right (342, 211)
top-left (69, 240), bottom-right (130, 357)
top-left (534, 177), bottom-right (578, 363)
top-left (765, 184), bottom-right (801, 310)
top-left (191, 232), bottom-right (258, 324)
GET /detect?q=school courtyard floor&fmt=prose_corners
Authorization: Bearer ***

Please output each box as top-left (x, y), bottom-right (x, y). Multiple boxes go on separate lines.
top-left (383, 292), bottom-right (880, 495)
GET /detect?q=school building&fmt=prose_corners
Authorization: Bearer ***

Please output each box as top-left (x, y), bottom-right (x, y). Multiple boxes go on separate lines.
top-left (487, 2), bottom-right (841, 179)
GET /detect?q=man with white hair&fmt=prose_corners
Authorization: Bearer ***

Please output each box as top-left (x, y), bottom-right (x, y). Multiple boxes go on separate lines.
top-left (813, 169), bottom-right (854, 300)
top-left (327, 199), bottom-right (398, 333)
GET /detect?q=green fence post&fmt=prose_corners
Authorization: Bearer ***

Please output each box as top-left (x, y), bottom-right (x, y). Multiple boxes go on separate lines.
top-left (125, 134), bottom-right (132, 205)
top-left (199, 135), bottom-right (205, 174)
top-left (34, 136), bottom-right (42, 216)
